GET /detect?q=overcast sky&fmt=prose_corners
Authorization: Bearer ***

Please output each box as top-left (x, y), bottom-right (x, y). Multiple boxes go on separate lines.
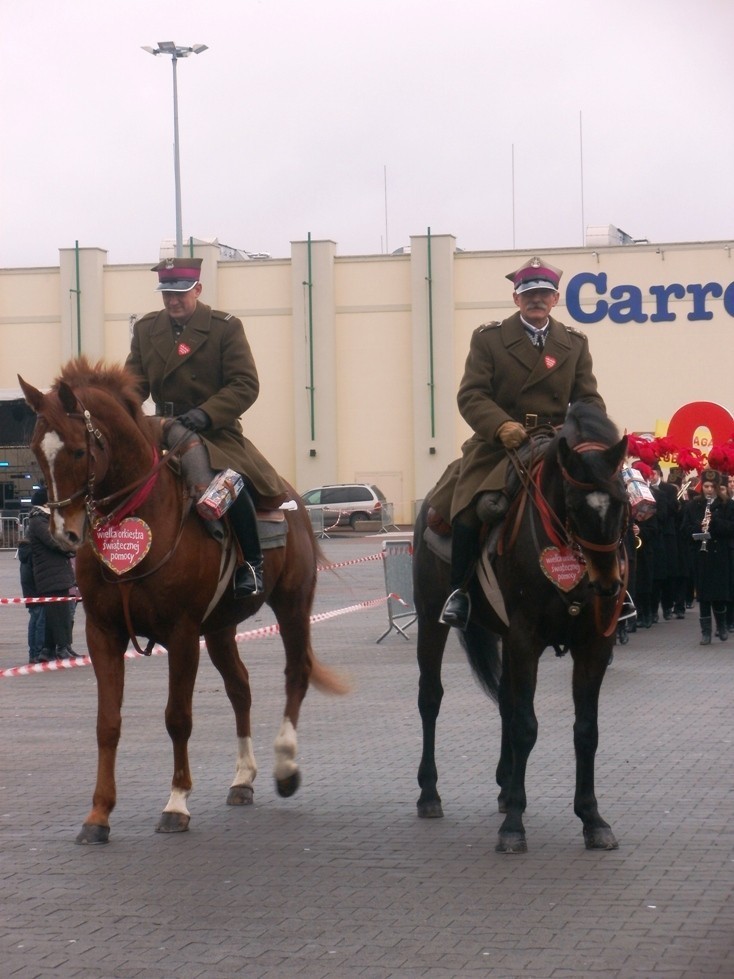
top-left (2, 0), bottom-right (732, 268)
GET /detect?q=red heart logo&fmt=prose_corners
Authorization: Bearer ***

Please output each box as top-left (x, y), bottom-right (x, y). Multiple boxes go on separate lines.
top-left (539, 546), bottom-right (585, 592)
top-left (544, 355), bottom-right (557, 368)
top-left (92, 517), bottom-right (153, 575)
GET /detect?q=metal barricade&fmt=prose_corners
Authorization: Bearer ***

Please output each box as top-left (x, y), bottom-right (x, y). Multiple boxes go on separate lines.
top-left (375, 538), bottom-right (417, 643)
top-left (308, 506), bottom-right (328, 539)
top-left (379, 502), bottom-right (401, 533)
top-left (1, 516), bottom-right (21, 551)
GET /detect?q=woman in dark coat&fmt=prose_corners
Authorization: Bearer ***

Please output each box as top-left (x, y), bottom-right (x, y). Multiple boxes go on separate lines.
top-left (680, 469), bottom-right (734, 644)
top-left (27, 488), bottom-right (76, 660)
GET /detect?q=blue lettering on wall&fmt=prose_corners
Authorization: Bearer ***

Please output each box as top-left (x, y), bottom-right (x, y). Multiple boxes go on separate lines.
top-left (649, 283), bottom-right (685, 321)
top-left (608, 285), bottom-right (647, 323)
top-left (565, 272), bottom-right (734, 324)
top-left (686, 282), bottom-right (722, 321)
top-left (565, 272), bottom-right (608, 324)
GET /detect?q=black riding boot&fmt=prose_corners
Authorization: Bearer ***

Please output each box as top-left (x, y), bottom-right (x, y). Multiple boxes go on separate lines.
top-left (699, 617), bottom-right (712, 646)
top-left (439, 519), bottom-right (481, 630)
top-left (713, 607), bottom-right (728, 641)
top-left (228, 489), bottom-right (264, 598)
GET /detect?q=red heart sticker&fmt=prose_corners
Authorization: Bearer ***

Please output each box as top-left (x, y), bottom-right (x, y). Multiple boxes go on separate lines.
top-left (92, 517), bottom-right (152, 575)
top-left (177, 342), bottom-right (191, 356)
top-left (539, 546), bottom-right (585, 592)
top-left (544, 355), bottom-right (557, 368)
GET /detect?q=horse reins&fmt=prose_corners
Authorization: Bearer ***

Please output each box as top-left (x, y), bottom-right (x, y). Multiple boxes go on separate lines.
top-left (505, 439), bottom-right (628, 638)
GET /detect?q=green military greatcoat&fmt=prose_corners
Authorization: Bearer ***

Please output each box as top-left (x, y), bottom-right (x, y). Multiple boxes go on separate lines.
top-left (126, 301), bottom-right (286, 501)
top-left (431, 311), bottom-right (605, 521)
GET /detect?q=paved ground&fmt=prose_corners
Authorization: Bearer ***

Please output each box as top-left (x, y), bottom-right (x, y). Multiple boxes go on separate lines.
top-left (1, 534), bottom-right (733, 979)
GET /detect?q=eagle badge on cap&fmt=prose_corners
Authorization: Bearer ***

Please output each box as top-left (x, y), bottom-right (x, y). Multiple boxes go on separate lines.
top-left (164, 258), bottom-right (175, 269)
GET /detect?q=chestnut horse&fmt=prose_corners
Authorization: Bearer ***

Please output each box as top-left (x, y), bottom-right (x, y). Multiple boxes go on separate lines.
top-left (20, 358), bottom-right (347, 844)
top-left (414, 402), bottom-right (628, 852)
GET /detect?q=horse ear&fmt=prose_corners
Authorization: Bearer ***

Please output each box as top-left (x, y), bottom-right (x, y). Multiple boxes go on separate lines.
top-left (557, 437), bottom-right (584, 481)
top-left (58, 381), bottom-right (79, 414)
top-left (18, 375), bottom-right (44, 414)
top-left (604, 435), bottom-right (628, 472)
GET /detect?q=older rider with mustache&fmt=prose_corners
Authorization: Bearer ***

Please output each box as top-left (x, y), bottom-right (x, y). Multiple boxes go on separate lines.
top-left (430, 257), bottom-right (606, 630)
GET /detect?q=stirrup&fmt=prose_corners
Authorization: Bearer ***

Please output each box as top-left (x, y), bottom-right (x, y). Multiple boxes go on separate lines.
top-left (234, 560), bottom-right (264, 599)
top-left (439, 589), bottom-right (471, 630)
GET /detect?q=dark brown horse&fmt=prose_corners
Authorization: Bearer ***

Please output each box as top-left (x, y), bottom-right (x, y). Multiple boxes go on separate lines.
top-left (19, 358), bottom-right (347, 844)
top-left (414, 402), bottom-right (628, 852)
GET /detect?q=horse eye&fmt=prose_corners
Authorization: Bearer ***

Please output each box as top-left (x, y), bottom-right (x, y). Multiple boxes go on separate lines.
top-left (73, 448), bottom-right (85, 460)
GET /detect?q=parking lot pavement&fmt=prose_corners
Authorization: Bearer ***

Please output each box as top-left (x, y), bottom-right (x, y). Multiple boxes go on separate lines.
top-left (1, 539), bottom-right (733, 979)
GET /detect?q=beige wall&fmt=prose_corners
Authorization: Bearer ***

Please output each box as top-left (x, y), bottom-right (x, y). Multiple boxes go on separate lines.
top-left (2, 237), bottom-right (733, 521)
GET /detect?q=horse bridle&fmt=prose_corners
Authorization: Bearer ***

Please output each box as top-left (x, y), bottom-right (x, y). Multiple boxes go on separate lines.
top-left (507, 438), bottom-right (629, 638)
top-left (42, 399), bottom-right (186, 528)
top-left (43, 406), bottom-right (110, 518)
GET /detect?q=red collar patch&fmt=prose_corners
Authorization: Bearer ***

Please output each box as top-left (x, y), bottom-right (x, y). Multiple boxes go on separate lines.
top-left (544, 354), bottom-right (556, 368)
top-left (177, 342), bottom-right (191, 356)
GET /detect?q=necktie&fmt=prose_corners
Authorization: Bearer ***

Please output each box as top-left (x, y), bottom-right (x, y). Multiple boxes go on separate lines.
top-left (535, 332), bottom-right (544, 352)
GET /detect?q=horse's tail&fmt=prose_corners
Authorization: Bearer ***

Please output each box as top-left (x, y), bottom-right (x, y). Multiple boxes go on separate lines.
top-left (459, 620), bottom-right (502, 703)
top-left (309, 652), bottom-right (352, 695)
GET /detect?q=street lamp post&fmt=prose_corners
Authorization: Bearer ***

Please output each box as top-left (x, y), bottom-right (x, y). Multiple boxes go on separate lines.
top-left (142, 41), bottom-right (208, 258)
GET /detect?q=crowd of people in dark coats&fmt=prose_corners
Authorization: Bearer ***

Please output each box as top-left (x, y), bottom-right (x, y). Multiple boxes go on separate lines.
top-left (617, 464), bottom-right (734, 647)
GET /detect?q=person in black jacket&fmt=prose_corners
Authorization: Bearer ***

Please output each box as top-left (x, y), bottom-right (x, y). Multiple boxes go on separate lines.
top-left (27, 488), bottom-right (77, 660)
top-left (17, 536), bottom-right (47, 664)
top-left (650, 464), bottom-right (684, 620)
top-left (681, 469), bottom-right (734, 644)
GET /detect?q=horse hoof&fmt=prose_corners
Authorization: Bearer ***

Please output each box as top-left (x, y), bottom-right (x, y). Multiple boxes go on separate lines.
top-left (417, 799), bottom-right (444, 819)
top-left (75, 823), bottom-right (110, 845)
top-left (276, 771), bottom-right (301, 798)
top-left (496, 832), bottom-right (527, 853)
top-left (584, 826), bottom-right (619, 850)
top-left (156, 811), bottom-right (190, 834)
top-left (226, 784), bottom-right (254, 806)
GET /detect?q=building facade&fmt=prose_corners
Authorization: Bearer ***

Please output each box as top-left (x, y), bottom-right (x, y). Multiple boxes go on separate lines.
top-left (1, 234), bottom-right (732, 519)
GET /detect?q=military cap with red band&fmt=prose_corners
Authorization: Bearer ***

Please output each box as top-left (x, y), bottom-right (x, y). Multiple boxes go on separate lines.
top-left (506, 256), bottom-right (562, 294)
top-left (152, 257), bottom-right (203, 292)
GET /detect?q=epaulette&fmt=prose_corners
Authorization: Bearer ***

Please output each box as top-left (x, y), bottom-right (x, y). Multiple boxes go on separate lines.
top-left (564, 324), bottom-right (588, 340)
top-left (477, 320), bottom-right (501, 332)
top-left (212, 309), bottom-right (236, 323)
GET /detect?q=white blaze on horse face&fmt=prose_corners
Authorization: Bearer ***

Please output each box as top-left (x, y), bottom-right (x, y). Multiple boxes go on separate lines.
top-left (586, 491), bottom-right (611, 523)
top-left (274, 718), bottom-right (298, 780)
top-left (231, 736), bottom-right (257, 788)
top-left (39, 431), bottom-right (67, 536)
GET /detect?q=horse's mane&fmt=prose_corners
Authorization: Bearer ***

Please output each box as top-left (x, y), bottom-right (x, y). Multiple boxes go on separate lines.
top-left (50, 356), bottom-right (152, 442)
top-left (557, 400), bottom-right (620, 449)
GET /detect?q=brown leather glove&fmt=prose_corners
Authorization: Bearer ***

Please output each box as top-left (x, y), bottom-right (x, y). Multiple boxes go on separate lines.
top-left (496, 420), bottom-right (528, 449)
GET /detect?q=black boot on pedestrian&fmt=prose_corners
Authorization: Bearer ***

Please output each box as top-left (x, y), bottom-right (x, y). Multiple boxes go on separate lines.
top-left (228, 488), bottom-right (264, 599)
top-left (714, 610), bottom-right (728, 642)
top-left (699, 617), bottom-right (712, 646)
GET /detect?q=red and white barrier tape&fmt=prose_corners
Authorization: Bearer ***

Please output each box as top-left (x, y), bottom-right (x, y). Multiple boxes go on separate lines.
top-left (317, 551), bottom-right (384, 572)
top-left (0, 595), bottom-right (79, 605)
top-left (0, 593), bottom-right (408, 679)
top-left (0, 550), bottom-right (386, 606)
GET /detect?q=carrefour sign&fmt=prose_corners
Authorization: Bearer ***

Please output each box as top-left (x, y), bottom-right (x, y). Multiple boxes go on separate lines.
top-left (566, 272), bottom-right (734, 324)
